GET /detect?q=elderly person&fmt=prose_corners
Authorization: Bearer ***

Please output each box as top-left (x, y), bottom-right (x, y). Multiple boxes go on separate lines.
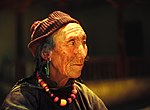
top-left (1, 11), bottom-right (107, 110)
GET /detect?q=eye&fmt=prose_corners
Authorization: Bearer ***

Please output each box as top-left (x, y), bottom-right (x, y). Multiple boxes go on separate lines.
top-left (82, 35), bottom-right (87, 45)
top-left (83, 40), bottom-right (86, 44)
top-left (67, 39), bottom-right (75, 46)
top-left (70, 41), bottom-right (75, 45)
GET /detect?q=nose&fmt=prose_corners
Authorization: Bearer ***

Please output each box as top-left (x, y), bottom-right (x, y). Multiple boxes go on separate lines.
top-left (76, 44), bottom-right (87, 59)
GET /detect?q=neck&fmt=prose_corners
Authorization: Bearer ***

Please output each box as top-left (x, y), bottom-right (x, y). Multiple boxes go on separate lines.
top-left (49, 65), bottom-right (69, 87)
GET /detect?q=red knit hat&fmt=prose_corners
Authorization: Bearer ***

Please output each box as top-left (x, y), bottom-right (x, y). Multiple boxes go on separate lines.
top-left (28, 11), bottom-right (79, 57)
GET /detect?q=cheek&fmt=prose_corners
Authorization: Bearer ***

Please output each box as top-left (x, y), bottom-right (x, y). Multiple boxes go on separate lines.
top-left (62, 51), bottom-right (74, 67)
top-left (62, 48), bottom-right (75, 61)
top-left (57, 51), bottom-right (73, 72)
top-left (52, 46), bottom-right (78, 75)
top-left (62, 52), bottom-right (76, 74)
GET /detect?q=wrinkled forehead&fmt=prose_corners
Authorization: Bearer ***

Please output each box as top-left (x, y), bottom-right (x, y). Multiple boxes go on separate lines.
top-left (63, 23), bottom-right (86, 38)
top-left (53, 23), bottom-right (86, 42)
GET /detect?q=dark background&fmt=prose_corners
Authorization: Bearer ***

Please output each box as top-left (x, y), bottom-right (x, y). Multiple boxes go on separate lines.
top-left (0, 0), bottom-right (150, 109)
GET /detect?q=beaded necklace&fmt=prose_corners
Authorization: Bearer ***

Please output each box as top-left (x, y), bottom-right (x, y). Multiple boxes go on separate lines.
top-left (36, 72), bottom-right (78, 106)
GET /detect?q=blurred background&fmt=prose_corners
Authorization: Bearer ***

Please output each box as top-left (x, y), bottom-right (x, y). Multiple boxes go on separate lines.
top-left (0, 0), bottom-right (150, 109)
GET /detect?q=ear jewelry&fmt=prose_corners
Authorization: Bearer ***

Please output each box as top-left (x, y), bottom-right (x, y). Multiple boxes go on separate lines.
top-left (44, 51), bottom-right (52, 77)
top-left (49, 51), bottom-right (52, 61)
top-left (49, 57), bottom-right (51, 61)
top-left (45, 60), bottom-right (50, 77)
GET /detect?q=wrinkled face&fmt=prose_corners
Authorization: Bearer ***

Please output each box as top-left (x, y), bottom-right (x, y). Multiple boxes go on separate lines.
top-left (50, 23), bottom-right (88, 79)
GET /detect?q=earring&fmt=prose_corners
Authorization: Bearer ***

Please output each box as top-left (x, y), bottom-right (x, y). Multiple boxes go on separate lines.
top-left (49, 51), bottom-right (52, 62)
top-left (49, 57), bottom-right (51, 61)
top-left (45, 60), bottom-right (50, 77)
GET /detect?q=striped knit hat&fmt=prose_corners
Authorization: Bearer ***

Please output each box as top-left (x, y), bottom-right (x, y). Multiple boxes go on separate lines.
top-left (28, 11), bottom-right (79, 57)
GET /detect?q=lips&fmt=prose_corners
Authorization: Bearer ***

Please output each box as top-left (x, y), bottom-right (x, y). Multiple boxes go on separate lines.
top-left (72, 64), bottom-right (83, 66)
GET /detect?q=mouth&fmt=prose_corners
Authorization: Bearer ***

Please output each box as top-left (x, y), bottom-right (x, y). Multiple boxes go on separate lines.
top-left (72, 64), bottom-right (83, 66)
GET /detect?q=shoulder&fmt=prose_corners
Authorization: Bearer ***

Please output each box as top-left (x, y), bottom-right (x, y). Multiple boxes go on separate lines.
top-left (11, 78), bottom-right (41, 101)
top-left (75, 80), bottom-right (95, 95)
top-left (1, 79), bottom-right (41, 110)
top-left (75, 80), bottom-right (108, 110)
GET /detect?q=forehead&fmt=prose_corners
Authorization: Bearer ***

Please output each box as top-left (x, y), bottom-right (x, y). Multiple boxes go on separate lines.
top-left (63, 23), bottom-right (85, 38)
top-left (53, 23), bottom-right (86, 42)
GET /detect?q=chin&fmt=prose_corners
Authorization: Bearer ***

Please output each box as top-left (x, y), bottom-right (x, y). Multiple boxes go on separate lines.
top-left (69, 72), bottom-right (81, 79)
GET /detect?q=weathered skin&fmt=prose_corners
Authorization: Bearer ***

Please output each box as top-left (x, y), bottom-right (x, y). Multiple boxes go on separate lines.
top-left (47, 23), bottom-right (88, 87)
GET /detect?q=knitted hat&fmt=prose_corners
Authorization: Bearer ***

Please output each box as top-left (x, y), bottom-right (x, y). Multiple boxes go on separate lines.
top-left (28, 11), bottom-right (79, 57)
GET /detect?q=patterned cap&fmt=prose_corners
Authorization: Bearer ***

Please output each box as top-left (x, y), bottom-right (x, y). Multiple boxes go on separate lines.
top-left (28, 11), bottom-right (79, 57)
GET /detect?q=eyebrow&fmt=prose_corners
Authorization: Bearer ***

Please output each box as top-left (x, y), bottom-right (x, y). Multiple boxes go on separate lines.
top-left (66, 36), bottom-right (75, 43)
top-left (66, 35), bottom-right (87, 42)
top-left (82, 35), bottom-right (87, 39)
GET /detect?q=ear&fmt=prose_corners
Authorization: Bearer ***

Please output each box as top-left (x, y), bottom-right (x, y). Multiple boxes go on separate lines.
top-left (41, 48), bottom-right (52, 61)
